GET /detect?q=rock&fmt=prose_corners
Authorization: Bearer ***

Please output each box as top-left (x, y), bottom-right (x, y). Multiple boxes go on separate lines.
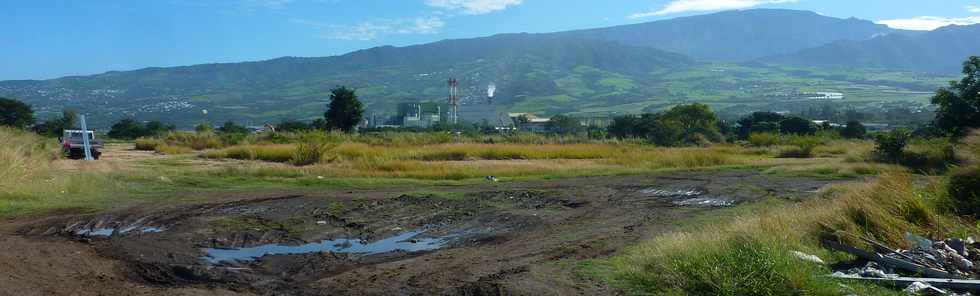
top-left (860, 268), bottom-right (888, 278)
top-left (956, 257), bottom-right (974, 271)
top-left (908, 232), bottom-right (934, 251)
top-left (790, 251), bottom-right (826, 265)
top-left (948, 238), bottom-right (968, 257)
top-left (904, 281), bottom-right (946, 295)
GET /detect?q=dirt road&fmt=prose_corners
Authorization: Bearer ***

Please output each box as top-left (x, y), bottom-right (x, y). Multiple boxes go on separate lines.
top-left (1, 170), bottom-right (841, 296)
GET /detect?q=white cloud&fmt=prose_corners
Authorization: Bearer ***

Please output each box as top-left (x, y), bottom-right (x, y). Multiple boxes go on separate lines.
top-left (425, 0), bottom-right (523, 15)
top-left (876, 15), bottom-right (980, 31)
top-left (630, 0), bottom-right (798, 18)
top-left (968, 5), bottom-right (980, 13)
top-left (294, 17), bottom-right (446, 40)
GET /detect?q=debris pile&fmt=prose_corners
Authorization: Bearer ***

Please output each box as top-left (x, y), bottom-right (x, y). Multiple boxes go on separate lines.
top-left (824, 230), bottom-right (980, 295)
top-left (892, 237), bottom-right (976, 277)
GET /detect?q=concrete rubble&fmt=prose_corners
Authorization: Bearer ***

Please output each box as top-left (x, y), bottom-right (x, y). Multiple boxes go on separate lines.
top-left (830, 233), bottom-right (980, 295)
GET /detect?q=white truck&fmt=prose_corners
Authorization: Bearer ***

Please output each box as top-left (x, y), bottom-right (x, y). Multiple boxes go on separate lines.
top-left (60, 130), bottom-right (103, 159)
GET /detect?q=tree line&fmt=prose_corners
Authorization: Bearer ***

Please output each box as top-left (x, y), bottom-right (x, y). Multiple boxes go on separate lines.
top-left (0, 86), bottom-right (365, 138)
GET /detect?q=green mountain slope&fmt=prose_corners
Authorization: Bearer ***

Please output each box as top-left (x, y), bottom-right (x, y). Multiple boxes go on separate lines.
top-left (559, 9), bottom-right (906, 61)
top-left (0, 34), bottom-right (692, 127)
top-left (764, 24), bottom-right (980, 74)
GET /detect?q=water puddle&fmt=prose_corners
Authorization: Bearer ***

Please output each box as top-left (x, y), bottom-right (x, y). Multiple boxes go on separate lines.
top-left (673, 197), bottom-right (734, 207)
top-left (75, 226), bottom-right (165, 237)
top-left (203, 230), bottom-right (452, 264)
top-left (640, 187), bottom-right (733, 207)
top-left (641, 188), bottom-right (704, 197)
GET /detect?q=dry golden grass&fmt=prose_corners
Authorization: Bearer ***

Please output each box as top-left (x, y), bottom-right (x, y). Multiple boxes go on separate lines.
top-left (601, 173), bottom-right (954, 295)
top-left (0, 127), bottom-right (58, 188)
top-left (0, 127), bottom-right (119, 217)
top-left (200, 144), bottom-right (760, 180)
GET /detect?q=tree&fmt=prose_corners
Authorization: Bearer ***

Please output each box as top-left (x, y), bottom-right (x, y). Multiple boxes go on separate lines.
top-left (874, 129), bottom-right (911, 163)
top-left (547, 114), bottom-right (581, 134)
top-left (647, 116), bottom-right (685, 146)
top-left (144, 121), bottom-right (175, 136)
top-left (660, 103), bottom-right (722, 143)
top-left (779, 116), bottom-right (817, 135)
top-left (277, 120), bottom-right (311, 132)
top-left (33, 108), bottom-right (77, 137)
top-left (195, 122), bottom-right (212, 133)
top-left (736, 112), bottom-right (786, 139)
top-left (311, 118), bottom-right (328, 130)
top-left (607, 115), bottom-right (641, 138)
top-left (0, 97), bottom-right (34, 129)
top-left (606, 104), bottom-right (722, 146)
top-left (324, 86), bottom-right (364, 132)
top-left (108, 118), bottom-right (145, 139)
top-left (932, 56), bottom-right (980, 137)
top-left (841, 120), bottom-right (867, 139)
top-left (217, 121), bottom-right (249, 134)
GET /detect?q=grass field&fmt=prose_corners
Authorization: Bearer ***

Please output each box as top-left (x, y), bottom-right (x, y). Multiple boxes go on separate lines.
top-left (1, 128), bottom-right (866, 217)
top-left (2, 127), bottom-right (977, 295)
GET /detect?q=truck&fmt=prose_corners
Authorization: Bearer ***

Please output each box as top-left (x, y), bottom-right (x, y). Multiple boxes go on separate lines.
top-left (60, 130), bottom-right (103, 159)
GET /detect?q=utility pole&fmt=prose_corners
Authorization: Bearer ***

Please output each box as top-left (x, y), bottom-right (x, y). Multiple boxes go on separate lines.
top-left (79, 114), bottom-right (94, 161)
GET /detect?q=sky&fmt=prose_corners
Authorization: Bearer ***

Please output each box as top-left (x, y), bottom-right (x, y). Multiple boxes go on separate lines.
top-left (1, 0), bottom-right (979, 81)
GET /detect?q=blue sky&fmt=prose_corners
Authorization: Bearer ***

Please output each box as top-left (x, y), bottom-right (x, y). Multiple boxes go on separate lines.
top-left (2, 0), bottom-right (979, 80)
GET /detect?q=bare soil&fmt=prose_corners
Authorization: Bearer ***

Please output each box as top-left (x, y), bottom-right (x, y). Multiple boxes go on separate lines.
top-left (1, 170), bottom-right (842, 296)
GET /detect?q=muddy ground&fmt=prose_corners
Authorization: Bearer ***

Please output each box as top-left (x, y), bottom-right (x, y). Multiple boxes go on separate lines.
top-left (1, 170), bottom-right (843, 296)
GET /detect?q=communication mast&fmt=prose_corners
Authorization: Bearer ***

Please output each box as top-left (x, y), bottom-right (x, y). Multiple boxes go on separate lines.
top-left (448, 78), bottom-right (459, 125)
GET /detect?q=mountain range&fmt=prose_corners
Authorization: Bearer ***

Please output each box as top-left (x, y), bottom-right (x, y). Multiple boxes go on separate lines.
top-left (765, 24), bottom-right (980, 74)
top-left (0, 9), bottom-right (975, 128)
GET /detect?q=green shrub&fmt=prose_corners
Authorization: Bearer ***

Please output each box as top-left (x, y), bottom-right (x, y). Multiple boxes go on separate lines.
top-left (290, 142), bottom-right (330, 166)
top-left (134, 138), bottom-right (162, 151)
top-left (949, 166), bottom-right (980, 217)
top-left (748, 132), bottom-right (779, 147)
top-left (841, 121), bottom-right (867, 139)
top-left (608, 235), bottom-right (836, 295)
top-left (902, 138), bottom-right (957, 173)
top-left (873, 129), bottom-right (911, 163)
top-left (154, 144), bottom-right (193, 154)
top-left (777, 136), bottom-right (824, 158)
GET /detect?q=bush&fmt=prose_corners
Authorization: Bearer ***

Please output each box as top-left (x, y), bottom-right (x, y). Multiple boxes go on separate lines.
top-left (949, 166), bottom-right (980, 217)
top-left (841, 121), bottom-right (866, 139)
top-left (154, 144), bottom-right (193, 154)
top-left (779, 116), bottom-right (817, 135)
top-left (217, 121), bottom-right (250, 134)
top-left (873, 129), bottom-right (911, 163)
top-left (0, 97), bottom-right (35, 129)
top-left (290, 142), bottom-right (330, 166)
top-left (902, 138), bottom-right (957, 173)
top-left (195, 122), bottom-right (212, 133)
top-left (206, 145), bottom-right (295, 162)
top-left (134, 138), bottom-right (163, 151)
top-left (163, 132), bottom-right (221, 150)
top-left (748, 132), bottom-right (779, 147)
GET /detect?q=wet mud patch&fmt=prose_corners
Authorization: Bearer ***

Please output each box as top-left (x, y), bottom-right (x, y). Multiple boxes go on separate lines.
top-left (11, 170), bottom-right (851, 295)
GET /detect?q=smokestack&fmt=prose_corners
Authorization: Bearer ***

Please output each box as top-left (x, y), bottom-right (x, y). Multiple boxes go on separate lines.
top-left (448, 78), bottom-right (459, 125)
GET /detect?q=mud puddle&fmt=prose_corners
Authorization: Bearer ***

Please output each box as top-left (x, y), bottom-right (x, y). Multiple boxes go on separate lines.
top-left (76, 226), bottom-right (165, 237)
top-left (204, 230), bottom-right (453, 263)
top-left (9, 171), bottom-right (849, 295)
top-left (640, 187), bottom-right (735, 207)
